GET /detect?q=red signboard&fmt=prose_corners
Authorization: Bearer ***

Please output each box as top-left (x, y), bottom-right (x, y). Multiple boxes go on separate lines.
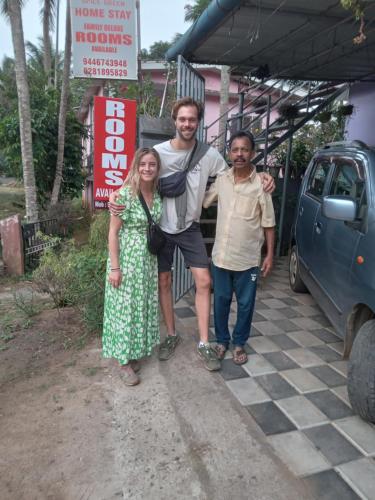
top-left (93, 96), bottom-right (136, 209)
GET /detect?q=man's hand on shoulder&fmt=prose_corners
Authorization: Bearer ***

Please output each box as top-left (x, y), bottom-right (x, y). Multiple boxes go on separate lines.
top-left (259, 172), bottom-right (275, 194)
top-left (108, 188), bottom-right (125, 216)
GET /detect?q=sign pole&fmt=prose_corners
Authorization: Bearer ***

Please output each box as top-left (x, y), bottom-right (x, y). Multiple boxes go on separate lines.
top-left (136, 0), bottom-right (143, 107)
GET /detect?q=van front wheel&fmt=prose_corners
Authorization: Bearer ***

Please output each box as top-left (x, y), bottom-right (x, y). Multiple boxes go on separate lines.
top-left (348, 319), bottom-right (375, 423)
top-left (289, 246), bottom-right (308, 293)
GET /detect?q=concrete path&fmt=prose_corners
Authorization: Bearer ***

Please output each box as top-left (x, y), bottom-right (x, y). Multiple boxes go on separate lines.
top-left (189, 258), bottom-right (375, 500)
top-left (104, 321), bottom-right (315, 500)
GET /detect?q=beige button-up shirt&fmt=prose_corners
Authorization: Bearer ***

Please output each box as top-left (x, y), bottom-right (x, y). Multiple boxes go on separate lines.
top-left (203, 168), bottom-right (275, 271)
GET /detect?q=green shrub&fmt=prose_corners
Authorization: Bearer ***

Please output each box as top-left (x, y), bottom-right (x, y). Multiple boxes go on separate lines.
top-left (43, 198), bottom-right (91, 238)
top-left (33, 212), bottom-right (109, 333)
top-left (13, 290), bottom-right (40, 317)
top-left (33, 240), bottom-right (79, 308)
top-left (89, 211), bottom-right (110, 251)
top-left (71, 247), bottom-right (107, 333)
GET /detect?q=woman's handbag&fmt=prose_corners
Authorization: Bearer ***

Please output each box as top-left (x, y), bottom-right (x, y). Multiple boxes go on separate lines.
top-left (138, 193), bottom-right (166, 255)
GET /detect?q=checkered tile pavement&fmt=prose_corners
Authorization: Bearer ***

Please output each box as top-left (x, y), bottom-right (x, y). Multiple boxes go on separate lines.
top-left (174, 258), bottom-right (375, 500)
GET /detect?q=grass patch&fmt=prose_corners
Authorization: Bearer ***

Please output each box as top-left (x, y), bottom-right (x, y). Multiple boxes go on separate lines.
top-left (13, 290), bottom-right (40, 317)
top-left (0, 185), bottom-right (25, 220)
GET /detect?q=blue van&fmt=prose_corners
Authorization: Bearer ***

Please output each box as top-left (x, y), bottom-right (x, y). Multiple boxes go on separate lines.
top-left (289, 141), bottom-right (375, 422)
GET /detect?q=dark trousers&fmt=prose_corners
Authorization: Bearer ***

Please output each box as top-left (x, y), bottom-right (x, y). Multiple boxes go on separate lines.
top-left (211, 263), bottom-right (259, 347)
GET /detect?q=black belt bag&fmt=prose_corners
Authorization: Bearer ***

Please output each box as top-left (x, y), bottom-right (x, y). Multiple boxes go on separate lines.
top-left (158, 140), bottom-right (209, 198)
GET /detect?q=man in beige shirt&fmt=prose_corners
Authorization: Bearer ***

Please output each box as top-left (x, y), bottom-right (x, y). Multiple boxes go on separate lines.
top-left (203, 131), bottom-right (275, 365)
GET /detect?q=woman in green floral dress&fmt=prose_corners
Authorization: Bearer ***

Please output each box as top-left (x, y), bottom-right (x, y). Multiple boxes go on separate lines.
top-left (102, 148), bottom-right (162, 385)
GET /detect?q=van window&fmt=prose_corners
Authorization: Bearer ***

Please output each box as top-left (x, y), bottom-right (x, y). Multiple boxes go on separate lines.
top-left (329, 158), bottom-right (365, 203)
top-left (306, 159), bottom-right (331, 197)
top-left (330, 158), bottom-right (367, 220)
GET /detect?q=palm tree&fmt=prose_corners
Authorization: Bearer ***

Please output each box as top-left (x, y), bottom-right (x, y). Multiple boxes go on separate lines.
top-left (184, 0), bottom-right (230, 150)
top-left (2, 0), bottom-right (39, 221)
top-left (41, 0), bottom-right (55, 85)
top-left (50, 0), bottom-right (71, 205)
top-left (0, 56), bottom-right (17, 110)
top-left (26, 38), bottom-right (63, 86)
top-left (184, 0), bottom-right (210, 22)
top-left (217, 65), bottom-right (230, 152)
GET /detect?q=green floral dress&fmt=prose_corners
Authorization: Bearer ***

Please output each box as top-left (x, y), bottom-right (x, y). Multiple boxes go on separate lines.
top-left (102, 185), bottom-right (162, 365)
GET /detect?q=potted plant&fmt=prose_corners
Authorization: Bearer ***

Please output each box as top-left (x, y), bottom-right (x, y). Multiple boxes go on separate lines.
top-left (315, 110), bottom-right (332, 123)
top-left (337, 104), bottom-right (354, 117)
top-left (253, 97), bottom-right (268, 114)
top-left (278, 103), bottom-right (300, 121)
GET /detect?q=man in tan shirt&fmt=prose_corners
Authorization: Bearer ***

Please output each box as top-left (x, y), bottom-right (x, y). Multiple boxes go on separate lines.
top-left (203, 131), bottom-right (275, 365)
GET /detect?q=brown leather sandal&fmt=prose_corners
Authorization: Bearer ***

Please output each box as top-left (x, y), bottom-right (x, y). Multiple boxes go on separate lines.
top-left (232, 347), bottom-right (248, 365)
top-left (120, 366), bottom-right (140, 386)
top-left (130, 360), bottom-right (141, 373)
top-left (215, 344), bottom-right (228, 360)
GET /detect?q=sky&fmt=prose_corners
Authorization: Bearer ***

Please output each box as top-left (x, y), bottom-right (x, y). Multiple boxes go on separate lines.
top-left (0, 0), bottom-right (189, 61)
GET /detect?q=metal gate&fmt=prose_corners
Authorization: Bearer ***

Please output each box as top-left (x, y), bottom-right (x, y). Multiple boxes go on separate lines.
top-left (172, 55), bottom-right (206, 302)
top-left (177, 55), bottom-right (205, 140)
top-left (22, 219), bottom-right (59, 269)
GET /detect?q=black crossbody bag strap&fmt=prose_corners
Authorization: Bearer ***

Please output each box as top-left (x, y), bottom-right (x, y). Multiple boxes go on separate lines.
top-left (185, 140), bottom-right (199, 173)
top-left (138, 192), bottom-right (153, 223)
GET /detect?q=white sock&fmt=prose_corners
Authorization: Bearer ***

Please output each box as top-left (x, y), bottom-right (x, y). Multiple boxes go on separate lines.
top-left (198, 341), bottom-right (209, 348)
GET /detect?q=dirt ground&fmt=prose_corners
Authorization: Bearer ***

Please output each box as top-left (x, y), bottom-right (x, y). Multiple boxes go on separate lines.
top-left (0, 281), bottom-right (118, 499)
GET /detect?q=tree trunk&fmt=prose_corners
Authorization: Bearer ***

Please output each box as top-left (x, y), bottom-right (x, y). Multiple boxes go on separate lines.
top-left (217, 65), bottom-right (230, 153)
top-left (8, 0), bottom-right (39, 222)
top-left (50, 0), bottom-right (71, 206)
top-left (43, 0), bottom-right (53, 86)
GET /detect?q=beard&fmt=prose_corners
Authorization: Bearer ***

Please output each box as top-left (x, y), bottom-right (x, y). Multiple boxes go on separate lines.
top-left (176, 127), bottom-right (197, 142)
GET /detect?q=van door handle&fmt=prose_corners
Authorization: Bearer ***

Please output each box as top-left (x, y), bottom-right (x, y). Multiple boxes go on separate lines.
top-left (314, 221), bottom-right (322, 234)
top-left (299, 207), bottom-right (304, 216)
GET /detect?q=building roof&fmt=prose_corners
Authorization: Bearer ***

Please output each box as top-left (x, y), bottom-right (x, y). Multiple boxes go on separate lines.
top-left (141, 60), bottom-right (239, 77)
top-left (166, 0), bottom-right (375, 82)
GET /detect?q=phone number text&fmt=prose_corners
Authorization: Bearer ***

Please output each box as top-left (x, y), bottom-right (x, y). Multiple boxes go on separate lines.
top-left (83, 67), bottom-right (128, 76)
top-left (83, 58), bottom-right (128, 67)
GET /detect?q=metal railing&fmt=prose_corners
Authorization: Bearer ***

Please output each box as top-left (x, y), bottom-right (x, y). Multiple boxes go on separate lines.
top-left (22, 218), bottom-right (59, 269)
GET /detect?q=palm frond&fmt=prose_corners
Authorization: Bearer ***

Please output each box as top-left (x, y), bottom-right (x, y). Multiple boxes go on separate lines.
top-left (40, 0), bottom-right (56, 30)
top-left (1, 0), bottom-right (26, 18)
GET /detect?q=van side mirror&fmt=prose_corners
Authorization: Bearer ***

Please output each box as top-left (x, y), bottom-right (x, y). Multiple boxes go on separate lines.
top-left (322, 196), bottom-right (356, 222)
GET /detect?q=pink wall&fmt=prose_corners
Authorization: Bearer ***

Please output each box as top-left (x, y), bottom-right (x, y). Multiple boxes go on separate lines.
top-left (346, 83), bottom-right (375, 146)
top-left (143, 66), bottom-right (246, 144)
top-left (84, 67), bottom-right (281, 152)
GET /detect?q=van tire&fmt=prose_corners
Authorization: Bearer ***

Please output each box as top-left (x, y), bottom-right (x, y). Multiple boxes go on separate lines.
top-left (348, 320), bottom-right (375, 423)
top-left (289, 246), bottom-right (308, 293)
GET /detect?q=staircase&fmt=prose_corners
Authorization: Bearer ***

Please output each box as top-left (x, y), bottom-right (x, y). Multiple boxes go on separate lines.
top-left (200, 79), bottom-right (350, 258)
top-left (206, 79), bottom-right (350, 165)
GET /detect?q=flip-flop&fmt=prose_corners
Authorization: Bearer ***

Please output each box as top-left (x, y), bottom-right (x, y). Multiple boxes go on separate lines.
top-left (120, 367), bottom-right (140, 386)
top-left (232, 347), bottom-right (248, 365)
top-left (215, 344), bottom-right (228, 360)
top-left (130, 360), bottom-right (141, 373)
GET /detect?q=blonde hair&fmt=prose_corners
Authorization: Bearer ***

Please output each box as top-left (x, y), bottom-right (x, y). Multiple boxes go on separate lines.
top-left (124, 147), bottom-right (161, 197)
